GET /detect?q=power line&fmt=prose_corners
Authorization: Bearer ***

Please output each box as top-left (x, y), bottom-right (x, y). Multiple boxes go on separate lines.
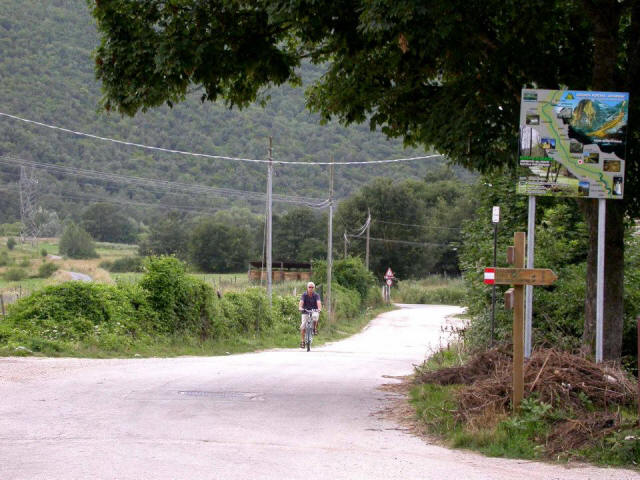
top-left (0, 111), bottom-right (445, 166)
top-left (346, 233), bottom-right (458, 248)
top-left (0, 156), bottom-right (329, 209)
top-left (375, 219), bottom-right (463, 230)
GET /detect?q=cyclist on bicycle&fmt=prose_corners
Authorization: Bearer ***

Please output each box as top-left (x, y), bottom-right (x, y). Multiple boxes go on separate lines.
top-left (299, 281), bottom-right (322, 348)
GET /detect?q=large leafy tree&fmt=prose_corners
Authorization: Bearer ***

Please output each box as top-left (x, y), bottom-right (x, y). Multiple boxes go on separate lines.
top-left (81, 203), bottom-right (138, 243)
top-left (273, 207), bottom-right (324, 261)
top-left (89, 0), bottom-right (640, 360)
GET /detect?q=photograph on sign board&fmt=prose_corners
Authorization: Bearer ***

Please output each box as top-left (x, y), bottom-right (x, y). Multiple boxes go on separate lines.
top-left (578, 181), bottom-right (590, 196)
top-left (603, 159), bottom-right (621, 172)
top-left (525, 114), bottom-right (540, 125)
top-left (518, 89), bottom-right (629, 199)
top-left (569, 140), bottom-right (583, 153)
top-left (583, 151), bottom-right (599, 164)
top-left (540, 138), bottom-right (556, 150)
top-left (613, 177), bottom-right (623, 195)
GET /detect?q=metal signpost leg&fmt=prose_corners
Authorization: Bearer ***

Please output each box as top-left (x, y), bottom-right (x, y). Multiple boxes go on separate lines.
top-left (596, 199), bottom-right (606, 363)
top-left (525, 195), bottom-right (536, 358)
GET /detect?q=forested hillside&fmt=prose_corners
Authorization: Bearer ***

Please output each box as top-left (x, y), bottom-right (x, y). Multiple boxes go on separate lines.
top-left (0, 0), bottom-right (470, 226)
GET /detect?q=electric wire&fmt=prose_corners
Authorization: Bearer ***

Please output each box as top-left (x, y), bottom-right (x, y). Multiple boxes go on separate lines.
top-left (346, 233), bottom-right (459, 248)
top-left (375, 220), bottom-right (463, 230)
top-left (0, 156), bottom-right (330, 209)
top-left (0, 111), bottom-right (445, 166)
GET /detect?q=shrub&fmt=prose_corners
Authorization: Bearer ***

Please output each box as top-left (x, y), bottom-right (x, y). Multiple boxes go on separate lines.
top-left (312, 256), bottom-right (375, 301)
top-left (139, 256), bottom-right (218, 337)
top-left (59, 222), bottom-right (98, 259)
top-left (101, 256), bottom-right (144, 273)
top-left (6, 237), bottom-right (16, 250)
top-left (37, 262), bottom-right (58, 278)
top-left (41, 248), bottom-right (48, 257)
top-left (19, 258), bottom-right (30, 268)
top-left (4, 267), bottom-right (27, 281)
top-left (0, 250), bottom-right (11, 266)
top-left (2, 282), bottom-right (156, 348)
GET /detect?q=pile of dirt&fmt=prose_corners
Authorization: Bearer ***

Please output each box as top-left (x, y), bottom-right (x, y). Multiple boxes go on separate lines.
top-left (416, 346), bottom-right (638, 455)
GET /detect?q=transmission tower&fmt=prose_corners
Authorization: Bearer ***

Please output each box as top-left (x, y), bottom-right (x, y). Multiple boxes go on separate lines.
top-left (19, 166), bottom-right (39, 243)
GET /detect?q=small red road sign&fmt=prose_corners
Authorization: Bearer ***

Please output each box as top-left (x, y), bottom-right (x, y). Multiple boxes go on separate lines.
top-left (484, 268), bottom-right (495, 284)
top-left (384, 268), bottom-right (394, 279)
top-left (386, 278), bottom-right (393, 286)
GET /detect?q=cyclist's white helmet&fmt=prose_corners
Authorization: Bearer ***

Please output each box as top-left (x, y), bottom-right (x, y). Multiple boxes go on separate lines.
top-left (307, 282), bottom-right (315, 288)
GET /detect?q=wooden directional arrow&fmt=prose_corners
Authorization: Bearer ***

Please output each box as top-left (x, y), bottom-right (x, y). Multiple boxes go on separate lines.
top-left (494, 268), bottom-right (557, 286)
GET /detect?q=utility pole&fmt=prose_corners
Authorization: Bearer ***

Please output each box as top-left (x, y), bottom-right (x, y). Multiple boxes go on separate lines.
top-left (365, 208), bottom-right (371, 270)
top-left (344, 231), bottom-right (347, 259)
top-left (326, 159), bottom-right (334, 321)
top-left (266, 137), bottom-right (273, 306)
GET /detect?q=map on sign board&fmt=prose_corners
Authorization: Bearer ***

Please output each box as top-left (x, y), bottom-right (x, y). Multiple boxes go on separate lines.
top-left (518, 89), bottom-right (629, 199)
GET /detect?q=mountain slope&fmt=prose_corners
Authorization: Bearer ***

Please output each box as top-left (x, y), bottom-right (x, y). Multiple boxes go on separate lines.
top-left (0, 0), bottom-right (466, 224)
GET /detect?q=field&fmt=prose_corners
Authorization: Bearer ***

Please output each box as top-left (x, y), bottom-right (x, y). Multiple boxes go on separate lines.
top-left (0, 237), bottom-right (312, 306)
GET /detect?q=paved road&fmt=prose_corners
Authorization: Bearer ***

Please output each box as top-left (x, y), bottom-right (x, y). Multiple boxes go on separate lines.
top-left (1, 305), bottom-right (638, 480)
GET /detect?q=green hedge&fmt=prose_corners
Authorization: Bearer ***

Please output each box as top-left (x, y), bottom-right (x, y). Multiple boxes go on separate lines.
top-left (0, 255), bottom-right (378, 355)
top-left (1, 282), bottom-right (156, 352)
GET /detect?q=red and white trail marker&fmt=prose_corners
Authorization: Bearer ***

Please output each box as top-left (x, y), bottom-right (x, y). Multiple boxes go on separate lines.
top-left (484, 268), bottom-right (495, 285)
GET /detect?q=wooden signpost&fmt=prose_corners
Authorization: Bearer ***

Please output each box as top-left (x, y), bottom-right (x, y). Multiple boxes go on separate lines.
top-left (484, 232), bottom-right (557, 409)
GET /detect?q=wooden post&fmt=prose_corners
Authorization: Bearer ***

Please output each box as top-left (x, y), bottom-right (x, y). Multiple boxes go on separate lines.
top-left (486, 232), bottom-right (556, 411)
top-left (513, 232), bottom-right (526, 409)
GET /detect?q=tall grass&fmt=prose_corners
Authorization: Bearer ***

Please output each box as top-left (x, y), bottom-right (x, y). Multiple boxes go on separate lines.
top-left (392, 276), bottom-right (466, 305)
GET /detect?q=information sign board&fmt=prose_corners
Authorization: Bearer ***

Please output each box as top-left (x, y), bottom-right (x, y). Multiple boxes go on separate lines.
top-left (518, 89), bottom-right (629, 199)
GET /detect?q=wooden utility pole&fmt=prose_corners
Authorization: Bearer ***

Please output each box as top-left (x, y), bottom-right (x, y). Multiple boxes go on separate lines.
top-left (365, 208), bottom-right (370, 270)
top-left (266, 137), bottom-right (273, 306)
top-left (343, 231), bottom-right (347, 259)
top-left (326, 160), bottom-right (334, 321)
top-left (486, 232), bottom-right (557, 409)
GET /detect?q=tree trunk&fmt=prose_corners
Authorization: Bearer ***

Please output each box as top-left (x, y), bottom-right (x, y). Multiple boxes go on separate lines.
top-left (581, 0), bottom-right (624, 361)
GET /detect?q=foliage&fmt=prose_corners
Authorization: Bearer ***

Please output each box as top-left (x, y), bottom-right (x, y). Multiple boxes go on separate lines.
top-left (0, 223), bottom-right (23, 236)
top-left (336, 171), bottom-right (475, 278)
top-left (4, 267), bottom-right (27, 281)
top-left (6, 237), bottom-right (16, 250)
top-left (81, 203), bottom-right (138, 243)
top-left (312, 256), bottom-right (375, 302)
top-left (59, 222), bottom-right (98, 259)
top-left (0, 250), bottom-right (11, 266)
top-left (1, 281), bottom-right (156, 351)
top-left (273, 207), bottom-right (325, 261)
top-left (34, 208), bottom-right (62, 237)
top-left (458, 172), bottom-right (596, 351)
top-left (100, 256), bottom-right (144, 273)
top-left (188, 218), bottom-right (255, 272)
top-left (37, 262), bottom-right (58, 278)
top-left (138, 212), bottom-right (190, 259)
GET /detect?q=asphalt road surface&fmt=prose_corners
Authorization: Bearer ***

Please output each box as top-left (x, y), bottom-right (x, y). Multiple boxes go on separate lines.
top-left (1, 304), bottom-right (638, 480)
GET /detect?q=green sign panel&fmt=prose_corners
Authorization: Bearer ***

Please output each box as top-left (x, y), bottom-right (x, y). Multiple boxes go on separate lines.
top-left (518, 89), bottom-right (629, 199)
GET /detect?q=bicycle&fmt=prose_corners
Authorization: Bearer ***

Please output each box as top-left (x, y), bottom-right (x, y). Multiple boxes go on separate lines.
top-left (302, 308), bottom-right (318, 352)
